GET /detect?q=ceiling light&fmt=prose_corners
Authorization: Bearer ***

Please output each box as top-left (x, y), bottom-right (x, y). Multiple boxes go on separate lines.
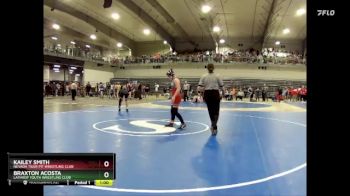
top-left (57, 44), bottom-right (61, 47)
top-left (213, 26), bottom-right (221, 32)
top-left (201, 5), bottom-right (212, 13)
top-left (53, 65), bottom-right (60, 68)
top-left (117, 42), bottom-right (122, 48)
top-left (219, 39), bottom-right (225, 44)
top-left (53, 68), bottom-right (59, 71)
top-left (143, 29), bottom-right (150, 35)
top-left (86, 45), bottom-right (90, 48)
top-left (163, 40), bottom-right (167, 44)
top-left (275, 41), bottom-right (280, 45)
top-left (111, 13), bottom-right (120, 20)
top-left (296, 8), bottom-right (306, 16)
top-left (283, 28), bottom-right (290, 34)
top-left (52, 24), bottom-right (60, 30)
top-left (54, 70), bottom-right (60, 73)
top-left (70, 41), bottom-right (76, 45)
top-left (75, 74), bottom-right (80, 76)
top-left (51, 36), bottom-right (58, 40)
top-left (70, 67), bottom-right (77, 70)
top-left (90, 34), bottom-right (96, 40)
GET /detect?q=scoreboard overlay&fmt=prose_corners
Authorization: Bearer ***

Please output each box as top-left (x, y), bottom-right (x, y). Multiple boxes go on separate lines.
top-left (7, 153), bottom-right (115, 186)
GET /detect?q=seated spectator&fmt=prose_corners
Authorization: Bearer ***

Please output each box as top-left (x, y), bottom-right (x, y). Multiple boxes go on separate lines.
top-left (192, 92), bottom-right (203, 103)
top-left (236, 90), bottom-right (244, 101)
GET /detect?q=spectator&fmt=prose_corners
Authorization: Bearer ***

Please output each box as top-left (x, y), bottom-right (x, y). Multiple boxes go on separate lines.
top-left (236, 89), bottom-right (244, 101)
top-left (85, 82), bottom-right (91, 97)
top-left (154, 83), bottom-right (160, 99)
top-left (183, 81), bottom-right (190, 102)
top-left (70, 81), bottom-right (77, 101)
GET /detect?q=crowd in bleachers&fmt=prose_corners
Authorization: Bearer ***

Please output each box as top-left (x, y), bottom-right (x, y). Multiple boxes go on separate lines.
top-left (120, 48), bottom-right (305, 65)
top-left (44, 81), bottom-right (153, 100)
top-left (221, 85), bottom-right (307, 102)
top-left (44, 81), bottom-right (83, 97)
top-left (181, 84), bottom-right (307, 103)
top-left (44, 79), bottom-right (307, 104)
top-left (44, 43), bottom-right (306, 66)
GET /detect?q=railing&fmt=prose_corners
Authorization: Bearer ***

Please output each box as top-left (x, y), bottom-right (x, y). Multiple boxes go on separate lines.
top-left (122, 55), bottom-right (305, 65)
top-left (43, 47), bottom-right (306, 66)
top-left (43, 48), bottom-right (123, 66)
top-left (109, 78), bottom-right (306, 92)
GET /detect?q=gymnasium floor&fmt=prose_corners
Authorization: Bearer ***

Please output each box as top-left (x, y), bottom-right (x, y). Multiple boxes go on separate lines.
top-left (44, 96), bottom-right (306, 196)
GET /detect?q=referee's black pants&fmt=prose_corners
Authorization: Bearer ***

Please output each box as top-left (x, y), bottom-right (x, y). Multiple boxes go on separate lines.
top-left (71, 89), bottom-right (76, 101)
top-left (204, 90), bottom-right (221, 129)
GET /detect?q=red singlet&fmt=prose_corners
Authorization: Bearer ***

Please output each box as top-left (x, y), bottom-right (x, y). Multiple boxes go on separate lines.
top-left (171, 87), bottom-right (182, 106)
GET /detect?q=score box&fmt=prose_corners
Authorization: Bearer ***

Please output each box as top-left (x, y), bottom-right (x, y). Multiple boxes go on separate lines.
top-left (7, 153), bottom-right (116, 186)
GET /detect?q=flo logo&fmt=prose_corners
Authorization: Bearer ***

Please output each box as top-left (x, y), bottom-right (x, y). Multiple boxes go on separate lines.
top-left (93, 119), bottom-right (209, 136)
top-left (317, 10), bottom-right (335, 16)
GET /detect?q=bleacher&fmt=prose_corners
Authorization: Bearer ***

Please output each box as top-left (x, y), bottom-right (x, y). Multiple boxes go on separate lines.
top-left (110, 78), bottom-right (306, 96)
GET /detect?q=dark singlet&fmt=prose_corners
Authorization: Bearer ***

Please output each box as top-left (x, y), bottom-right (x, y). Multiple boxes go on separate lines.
top-left (119, 88), bottom-right (129, 98)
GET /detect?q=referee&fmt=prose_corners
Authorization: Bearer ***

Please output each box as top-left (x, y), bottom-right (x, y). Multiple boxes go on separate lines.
top-left (198, 63), bottom-right (224, 136)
